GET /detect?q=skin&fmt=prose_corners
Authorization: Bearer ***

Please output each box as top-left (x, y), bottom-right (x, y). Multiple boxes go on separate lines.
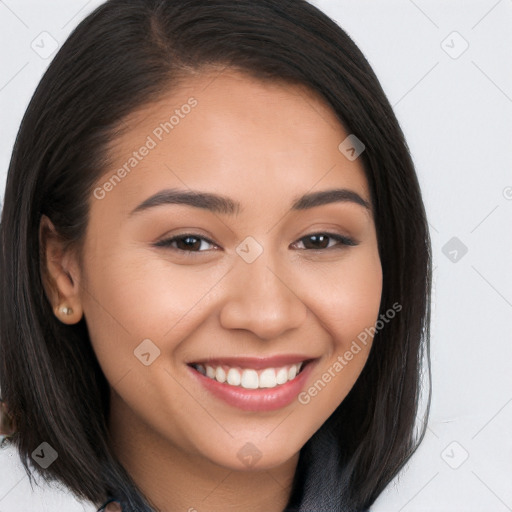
top-left (40, 69), bottom-right (382, 512)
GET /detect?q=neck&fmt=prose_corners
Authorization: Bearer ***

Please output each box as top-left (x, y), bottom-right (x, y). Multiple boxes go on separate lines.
top-left (108, 391), bottom-right (298, 512)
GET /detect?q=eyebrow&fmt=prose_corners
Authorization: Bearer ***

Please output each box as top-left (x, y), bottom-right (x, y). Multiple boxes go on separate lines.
top-left (129, 187), bottom-right (371, 217)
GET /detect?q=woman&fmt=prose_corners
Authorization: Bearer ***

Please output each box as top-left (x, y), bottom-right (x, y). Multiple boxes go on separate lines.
top-left (0, 1), bottom-right (432, 511)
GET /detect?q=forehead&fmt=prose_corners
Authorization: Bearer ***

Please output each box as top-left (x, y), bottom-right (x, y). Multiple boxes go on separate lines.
top-left (94, 69), bottom-right (370, 219)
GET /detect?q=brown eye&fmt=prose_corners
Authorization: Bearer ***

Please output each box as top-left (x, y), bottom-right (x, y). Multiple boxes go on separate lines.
top-left (294, 233), bottom-right (358, 250)
top-left (153, 231), bottom-right (357, 255)
top-left (154, 234), bottom-right (217, 253)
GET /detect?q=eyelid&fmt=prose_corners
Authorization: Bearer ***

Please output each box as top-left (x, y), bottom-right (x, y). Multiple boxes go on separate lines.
top-left (152, 231), bottom-right (358, 254)
top-left (291, 233), bottom-right (358, 249)
top-left (152, 232), bottom-right (220, 252)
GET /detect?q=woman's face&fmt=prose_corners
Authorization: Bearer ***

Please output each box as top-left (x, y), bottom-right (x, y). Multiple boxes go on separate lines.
top-left (57, 69), bottom-right (382, 471)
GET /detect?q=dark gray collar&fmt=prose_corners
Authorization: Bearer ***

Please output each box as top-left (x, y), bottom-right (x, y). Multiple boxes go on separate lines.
top-left (284, 415), bottom-right (361, 512)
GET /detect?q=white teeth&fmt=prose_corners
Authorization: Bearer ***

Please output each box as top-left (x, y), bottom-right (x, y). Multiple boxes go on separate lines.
top-left (215, 366), bottom-right (226, 383)
top-left (241, 369), bottom-right (259, 389)
top-left (276, 367), bottom-right (288, 385)
top-left (227, 368), bottom-right (241, 386)
top-left (259, 368), bottom-right (276, 388)
top-left (197, 362), bottom-right (305, 389)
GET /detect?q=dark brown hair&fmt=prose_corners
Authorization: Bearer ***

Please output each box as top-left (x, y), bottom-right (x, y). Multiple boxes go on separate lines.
top-left (0, 0), bottom-right (432, 510)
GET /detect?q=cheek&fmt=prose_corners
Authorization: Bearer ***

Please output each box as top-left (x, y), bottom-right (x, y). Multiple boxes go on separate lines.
top-left (80, 247), bottom-right (229, 373)
top-left (295, 251), bottom-right (382, 414)
top-left (304, 251), bottom-right (383, 347)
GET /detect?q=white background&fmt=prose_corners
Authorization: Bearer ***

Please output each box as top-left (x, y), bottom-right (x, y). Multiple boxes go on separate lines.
top-left (1, 1), bottom-right (511, 511)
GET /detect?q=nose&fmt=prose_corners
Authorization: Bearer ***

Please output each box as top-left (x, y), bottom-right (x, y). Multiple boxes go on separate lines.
top-left (219, 254), bottom-right (308, 340)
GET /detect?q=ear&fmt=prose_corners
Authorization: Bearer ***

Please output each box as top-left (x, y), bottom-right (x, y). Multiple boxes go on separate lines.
top-left (39, 214), bottom-right (84, 325)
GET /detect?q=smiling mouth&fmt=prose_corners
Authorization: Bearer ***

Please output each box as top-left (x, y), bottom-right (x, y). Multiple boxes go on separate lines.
top-left (189, 360), bottom-right (311, 390)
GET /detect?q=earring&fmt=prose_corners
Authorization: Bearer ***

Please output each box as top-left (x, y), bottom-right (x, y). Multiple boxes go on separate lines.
top-left (55, 303), bottom-right (82, 324)
top-left (58, 305), bottom-right (73, 316)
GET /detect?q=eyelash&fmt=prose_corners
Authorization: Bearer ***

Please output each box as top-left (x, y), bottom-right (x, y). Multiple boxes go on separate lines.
top-left (153, 232), bottom-right (358, 255)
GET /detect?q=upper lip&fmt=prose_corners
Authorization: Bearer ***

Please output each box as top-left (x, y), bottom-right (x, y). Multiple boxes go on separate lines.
top-left (188, 354), bottom-right (316, 370)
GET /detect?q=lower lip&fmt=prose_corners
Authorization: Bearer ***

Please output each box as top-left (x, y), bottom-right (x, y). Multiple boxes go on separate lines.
top-left (188, 361), bottom-right (315, 412)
